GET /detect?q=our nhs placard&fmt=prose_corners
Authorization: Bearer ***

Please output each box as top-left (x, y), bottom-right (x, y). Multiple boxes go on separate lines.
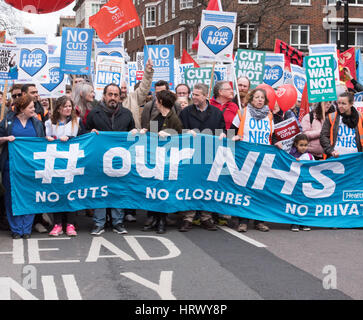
top-left (60, 27), bottom-right (94, 75)
top-left (198, 10), bottom-right (237, 63)
top-left (144, 45), bottom-right (174, 91)
top-left (15, 35), bottom-right (49, 83)
top-left (95, 55), bottom-right (124, 100)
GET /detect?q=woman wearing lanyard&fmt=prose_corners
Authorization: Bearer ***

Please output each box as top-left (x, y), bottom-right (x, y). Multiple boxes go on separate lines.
top-left (320, 92), bottom-right (363, 158)
top-left (0, 94), bottom-right (45, 239)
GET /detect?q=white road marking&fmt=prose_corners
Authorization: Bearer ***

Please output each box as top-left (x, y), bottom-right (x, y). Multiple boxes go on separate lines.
top-left (218, 226), bottom-right (267, 248)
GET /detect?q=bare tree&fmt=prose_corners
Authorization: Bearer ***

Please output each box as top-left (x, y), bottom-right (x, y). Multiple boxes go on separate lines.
top-left (182, 0), bottom-right (300, 50)
top-left (0, 2), bottom-right (24, 39)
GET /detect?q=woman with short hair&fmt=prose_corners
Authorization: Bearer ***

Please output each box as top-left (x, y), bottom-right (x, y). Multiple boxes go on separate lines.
top-left (0, 94), bottom-right (45, 239)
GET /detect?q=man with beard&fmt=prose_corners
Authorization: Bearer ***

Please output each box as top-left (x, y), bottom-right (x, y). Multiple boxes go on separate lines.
top-left (232, 76), bottom-right (250, 108)
top-left (86, 83), bottom-right (135, 236)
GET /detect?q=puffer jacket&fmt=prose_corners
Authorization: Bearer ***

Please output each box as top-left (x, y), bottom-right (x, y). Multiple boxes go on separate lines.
top-left (301, 106), bottom-right (335, 158)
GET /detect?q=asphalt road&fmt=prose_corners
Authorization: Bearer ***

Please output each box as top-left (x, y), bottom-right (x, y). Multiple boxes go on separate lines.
top-left (0, 211), bottom-right (361, 301)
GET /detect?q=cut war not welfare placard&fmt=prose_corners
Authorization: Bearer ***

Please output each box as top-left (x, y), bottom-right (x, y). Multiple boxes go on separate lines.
top-left (235, 49), bottom-right (265, 89)
top-left (305, 54), bottom-right (337, 103)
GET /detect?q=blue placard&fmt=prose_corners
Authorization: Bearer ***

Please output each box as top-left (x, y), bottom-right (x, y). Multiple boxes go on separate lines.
top-left (60, 27), bottom-right (94, 75)
top-left (8, 132), bottom-right (363, 229)
top-left (144, 45), bottom-right (175, 91)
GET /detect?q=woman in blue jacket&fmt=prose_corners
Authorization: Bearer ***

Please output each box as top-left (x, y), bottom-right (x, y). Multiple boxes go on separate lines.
top-left (0, 94), bottom-right (45, 239)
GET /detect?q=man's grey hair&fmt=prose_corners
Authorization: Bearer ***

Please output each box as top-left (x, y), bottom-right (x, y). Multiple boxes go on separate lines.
top-left (213, 80), bottom-right (230, 98)
top-left (193, 83), bottom-right (209, 96)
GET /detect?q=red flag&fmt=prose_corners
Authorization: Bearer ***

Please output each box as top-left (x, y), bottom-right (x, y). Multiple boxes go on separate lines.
top-left (274, 39), bottom-right (304, 71)
top-left (181, 49), bottom-right (200, 68)
top-left (192, 0), bottom-right (222, 51)
top-left (299, 83), bottom-right (309, 124)
top-left (338, 47), bottom-right (356, 89)
top-left (89, 0), bottom-right (140, 44)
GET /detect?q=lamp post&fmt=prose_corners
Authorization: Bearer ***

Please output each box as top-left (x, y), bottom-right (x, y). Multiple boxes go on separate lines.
top-left (336, 0), bottom-right (349, 51)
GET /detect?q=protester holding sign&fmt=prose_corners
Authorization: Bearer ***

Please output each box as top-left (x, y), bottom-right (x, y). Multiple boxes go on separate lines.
top-left (272, 102), bottom-right (301, 152)
top-left (231, 88), bottom-right (274, 232)
top-left (121, 58), bottom-right (154, 129)
top-left (45, 96), bottom-right (86, 237)
top-left (0, 94), bottom-right (45, 239)
top-left (320, 92), bottom-right (363, 158)
top-left (343, 67), bottom-right (363, 93)
top-left (301, 101), bottom-right (335, 160)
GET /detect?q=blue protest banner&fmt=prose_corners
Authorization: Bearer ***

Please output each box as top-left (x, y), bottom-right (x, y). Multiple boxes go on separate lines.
top-left (144, 45), bottom-right (174, 91)
top-left (8, 132), bottom-right (363, 228)
top-left (60, 27), bottom-right (94, 74)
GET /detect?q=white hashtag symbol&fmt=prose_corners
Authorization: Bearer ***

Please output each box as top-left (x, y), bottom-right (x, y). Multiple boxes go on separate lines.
top-left (34, 144), bottom-right (85, 184)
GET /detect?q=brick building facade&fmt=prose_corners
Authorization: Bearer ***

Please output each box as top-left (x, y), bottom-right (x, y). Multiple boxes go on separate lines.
top-left (72, 0), bottom-right (363, 61)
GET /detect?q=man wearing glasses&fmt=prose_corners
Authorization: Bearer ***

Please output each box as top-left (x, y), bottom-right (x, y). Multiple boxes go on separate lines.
top-left (210, 81), bottom-right (239, 131)
top-left (10, 84), bottom-right (22, 102)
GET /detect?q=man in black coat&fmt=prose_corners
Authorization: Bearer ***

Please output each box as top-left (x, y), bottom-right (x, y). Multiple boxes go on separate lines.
top-left (86, 83), bottom-right (135, 236)
top-left (179, 83), bottom-right (225, 136)
top-left (178, 83), bottom-right (226, 232)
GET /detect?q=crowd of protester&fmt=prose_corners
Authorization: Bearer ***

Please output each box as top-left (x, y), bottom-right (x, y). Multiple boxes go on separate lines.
top-left (0, 58), bottom-right (362, 239)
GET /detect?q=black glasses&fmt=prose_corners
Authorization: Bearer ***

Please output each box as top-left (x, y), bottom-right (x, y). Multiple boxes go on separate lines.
top-left (12, 93), bottom-right (22, 99)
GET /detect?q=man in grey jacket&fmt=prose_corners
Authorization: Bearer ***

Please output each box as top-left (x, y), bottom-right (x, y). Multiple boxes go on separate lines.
top-left (121, 58), bottom-right (154, 129)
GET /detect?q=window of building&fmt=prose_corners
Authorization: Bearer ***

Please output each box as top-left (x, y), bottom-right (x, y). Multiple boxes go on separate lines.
top-left (328, 0), bottom-right (363, 5)
top-left (291, 0), bottom-right (310, 4)
top-left (180, 32), bottom-right (183, 57)
top-left (238, 24), bottom-right (258, 48)
top-left (158, 5), bottom-right (161, 25)
top-left (238, 0), bottom-right (259, 4)
top-left (91, 3), bottom-right (102, 15)
top-left (171, 0), bottom-right (176, 18)
top-left (330, 26), bottom-right (363, 48)
top-left (165, 0), bottom-right (169, 22)
top-left (290, 24), bottom-right (309, 49)
top-left (146, 6), bottom-right (156, 28)
top-left (180, 0), bottom-right (193, 9)
top-left (187, 32), bottom-right (194, 51)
